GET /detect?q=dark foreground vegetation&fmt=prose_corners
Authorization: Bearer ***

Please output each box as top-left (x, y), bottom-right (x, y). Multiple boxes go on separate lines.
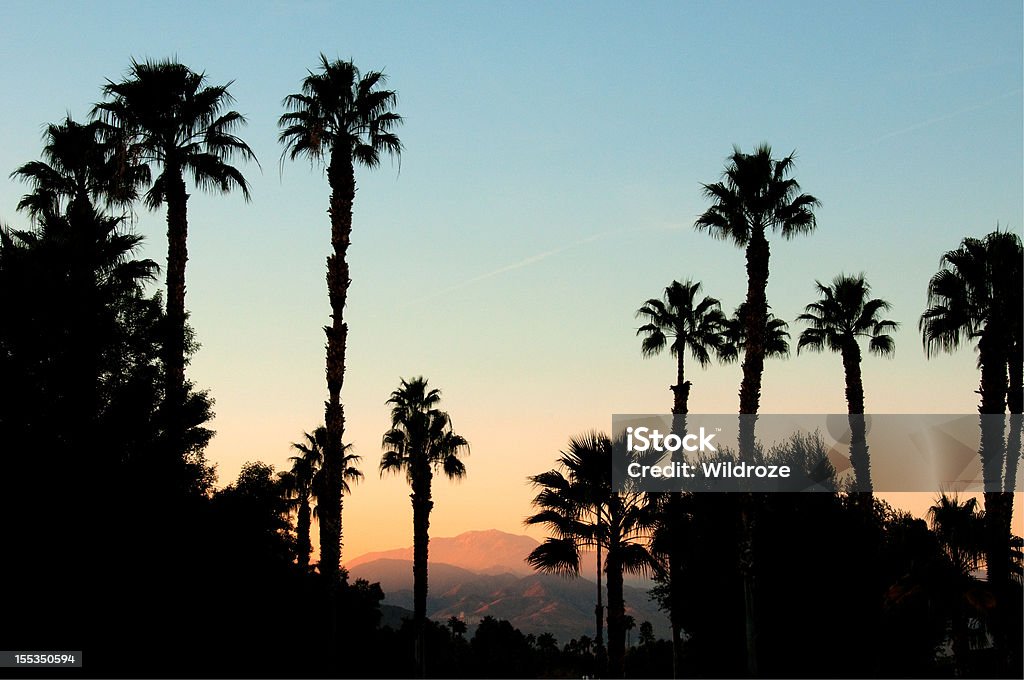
top-left (1, 56), bottom-right (1021, 678)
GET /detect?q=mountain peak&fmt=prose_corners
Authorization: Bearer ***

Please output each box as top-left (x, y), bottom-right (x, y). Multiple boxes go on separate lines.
top-left (345, 529), bottom-right (540, 575)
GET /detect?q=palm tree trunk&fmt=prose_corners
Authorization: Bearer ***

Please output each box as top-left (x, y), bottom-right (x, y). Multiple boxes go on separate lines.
top-left (595, 531), bottom-right (605, 675)
top-left (164, 167), bottom-right (189, 476)
top-left (412, 483), bottom-right (433, 679)
top-left (841, 342), bottom-right (874, 497)
top-left (1003, 341), bottom-right (1021, 494)
top-left (320, 148), bottom-right (354, 583)
top-left (668, 385), bottom-right (688, 678)
top-left (738, 231), bottom-right (770, 438)
top-left (320, 147), bottom-right (354, 670)
top-left (606, 547), bottom-right (626, 678)
top-left (297, 500), bottom-right (311, 570)
top-left (738, 230), bottom-right (769, 677)
top-left (977, 332), bottom-right (1012, 672)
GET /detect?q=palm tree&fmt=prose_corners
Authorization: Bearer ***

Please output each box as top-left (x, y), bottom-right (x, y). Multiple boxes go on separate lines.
top-left (695, 144), bottom-right (818, 441)
top-left (694, 144), bottom-right (818, 674)
top-left (11, 116), bottom-right (141, 222)
top-left (279, 56), bottom-right (401, 584)
top-left (526, 431), bottom-right (658, 678)
top-left (635, 278), bottom-right (726, 675)
top-left (636, 279), bottom-right (728, 417)
top-left (93, 59), bottom-right (256, 469)
top-left (10, 119), bottom-right (155, 451)
top-left (797, 274), bottom-right (897, 495)
top-left (928, 494), bottom-right (990, 675)
top-left (380, 377), bottom-right (468, 678)
top-left (719, 302), bottom-right (792, 364)
top-left (282, 427), bottom-right (362, 571)
top-left (920, 231), bottom-right (1023, 596)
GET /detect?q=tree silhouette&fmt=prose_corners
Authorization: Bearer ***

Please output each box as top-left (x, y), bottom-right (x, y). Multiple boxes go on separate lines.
top-left (380, 376), bottom-right (468, 678)
top-left (695, 144), bottom-right (818, 440)
top-left (93, 59), bottom-right (256, 472)
top-left (921, 230), bottom-right (1023, 670)
top-left (526, 431), bottom-right (658, 678)
top-left (11, 116), bottom-right (141, 222)
top-left (695, 144), bottom-right (818, 674)
top-left (636, 278), bottom-right (728, 416)
top-left (281, 426), bottom-right (362, 571)
top-left (635, 277), bottom-right (726, 674)
top-left (797, 273), bottom-right (897, 495)
top-left (279, 56), bottom-right (401, 586)
top-left (719, 302), bottom-right (792, 364)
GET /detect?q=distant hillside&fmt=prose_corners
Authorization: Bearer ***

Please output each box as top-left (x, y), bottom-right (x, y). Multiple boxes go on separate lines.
top-left (346, 529), bottom-right (540, 575)
top-left (349, 557), bottom-right (669, 644)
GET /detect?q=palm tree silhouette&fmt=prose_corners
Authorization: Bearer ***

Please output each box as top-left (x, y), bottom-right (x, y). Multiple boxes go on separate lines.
top-left (279, 56), bottom-right (401, 584)
top-left (797, 274), bottom-right (897, 495)
top-left (281, 427), bottom-right (362, 571)
top-left (719, 302), bottom-right (792, 364)
top-left (380, 376), bottom-right (468, 678)
top-left (695, 144), bottom-right (818, 437)
top-left (11, 116), bottom-right (141, 222)
top-left (694, 144), bottom-right (818, 675)
top-left (636, 279), bottom-right (728, 417)
top-left (928, 494), bottom-right (990, 675)
top-left (9, 120), bottom-right (157, 450)
top-left (635, 278), bottom-right (726, 675)
top-left (526, 431), bottom-right (657, 678)
top-left (920, 231), bottom-right (1023, 595)
top-left (93, 59), bottom-right (256, 467)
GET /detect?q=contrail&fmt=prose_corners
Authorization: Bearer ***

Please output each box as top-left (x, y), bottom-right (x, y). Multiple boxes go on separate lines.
top-left (844, 88), bottom-right (1021, 154)
top-left (404, 225), bottom-right (681, 307)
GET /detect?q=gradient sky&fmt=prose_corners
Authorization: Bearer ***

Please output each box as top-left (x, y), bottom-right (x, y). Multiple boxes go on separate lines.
top-left (1, 1), bottom-right (1022, 558)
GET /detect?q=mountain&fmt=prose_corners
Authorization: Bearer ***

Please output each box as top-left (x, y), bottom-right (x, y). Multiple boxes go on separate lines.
top-left (345, 529), bottom-right (539, 575)
top-left (347, 554), bottom-right (669, 644)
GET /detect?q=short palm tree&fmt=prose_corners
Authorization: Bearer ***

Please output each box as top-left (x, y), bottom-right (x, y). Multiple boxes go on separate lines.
top-left (636, 279), bottom-right (728, 417)
top-left (635, 278), bottom-right (726, 673)
top-left (920, 230), bottom-right (1023, 595)
top-left (797, 274), bottom-right (897, 494)
top-left (928, 494), bottom-right (990, 674)
top-left (93, 59), bottom-right (256, 467)
top-left (11, 116), bottom-right (141, 221)
top-left (380, 377), bottom-right (468, 678)
top-left (719, 302), bottom-right (792, 364)
top-left (282, 427), bottom-right (362, 571)
top-left (279, 56), bottom-right (401, 584)
top-left (526, 431), bottom-right (657, 679)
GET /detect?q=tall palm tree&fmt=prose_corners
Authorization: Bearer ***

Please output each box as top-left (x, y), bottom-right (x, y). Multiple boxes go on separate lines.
top-left (282, 427), bottom-right (362, 571)
top-left (380, 377), bottom-right (468, 678)
top-left (797, 274), bottom-right (897, 495)
top-left (635, 278), bottom-right (726, 675)
top-left (93, 59), bottom-right (256, 470)
top-left (694, 144), bottom-right (818, 442)
top-left (526, 431), bottom-right (658, 679)
top-left (920, 231), bottom-right (1023, 597)
top-left (694, 145), bottom-right (818, 675)
top-left (279, 56), bottom-right (401, 584)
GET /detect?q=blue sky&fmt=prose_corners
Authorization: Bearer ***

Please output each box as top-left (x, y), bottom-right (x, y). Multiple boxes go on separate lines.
top-left (1, 1), bottom-right (1021, 555)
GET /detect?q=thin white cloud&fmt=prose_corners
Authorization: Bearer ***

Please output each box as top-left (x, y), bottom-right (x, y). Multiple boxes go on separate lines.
top-left (844, 88), bottom-right (1022, 154)
top-left (405, 225), bottom-right (683, 307)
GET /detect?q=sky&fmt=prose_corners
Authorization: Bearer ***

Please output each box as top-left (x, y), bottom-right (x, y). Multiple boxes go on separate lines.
top-left (1, 1), bottom-right (1022, 559)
